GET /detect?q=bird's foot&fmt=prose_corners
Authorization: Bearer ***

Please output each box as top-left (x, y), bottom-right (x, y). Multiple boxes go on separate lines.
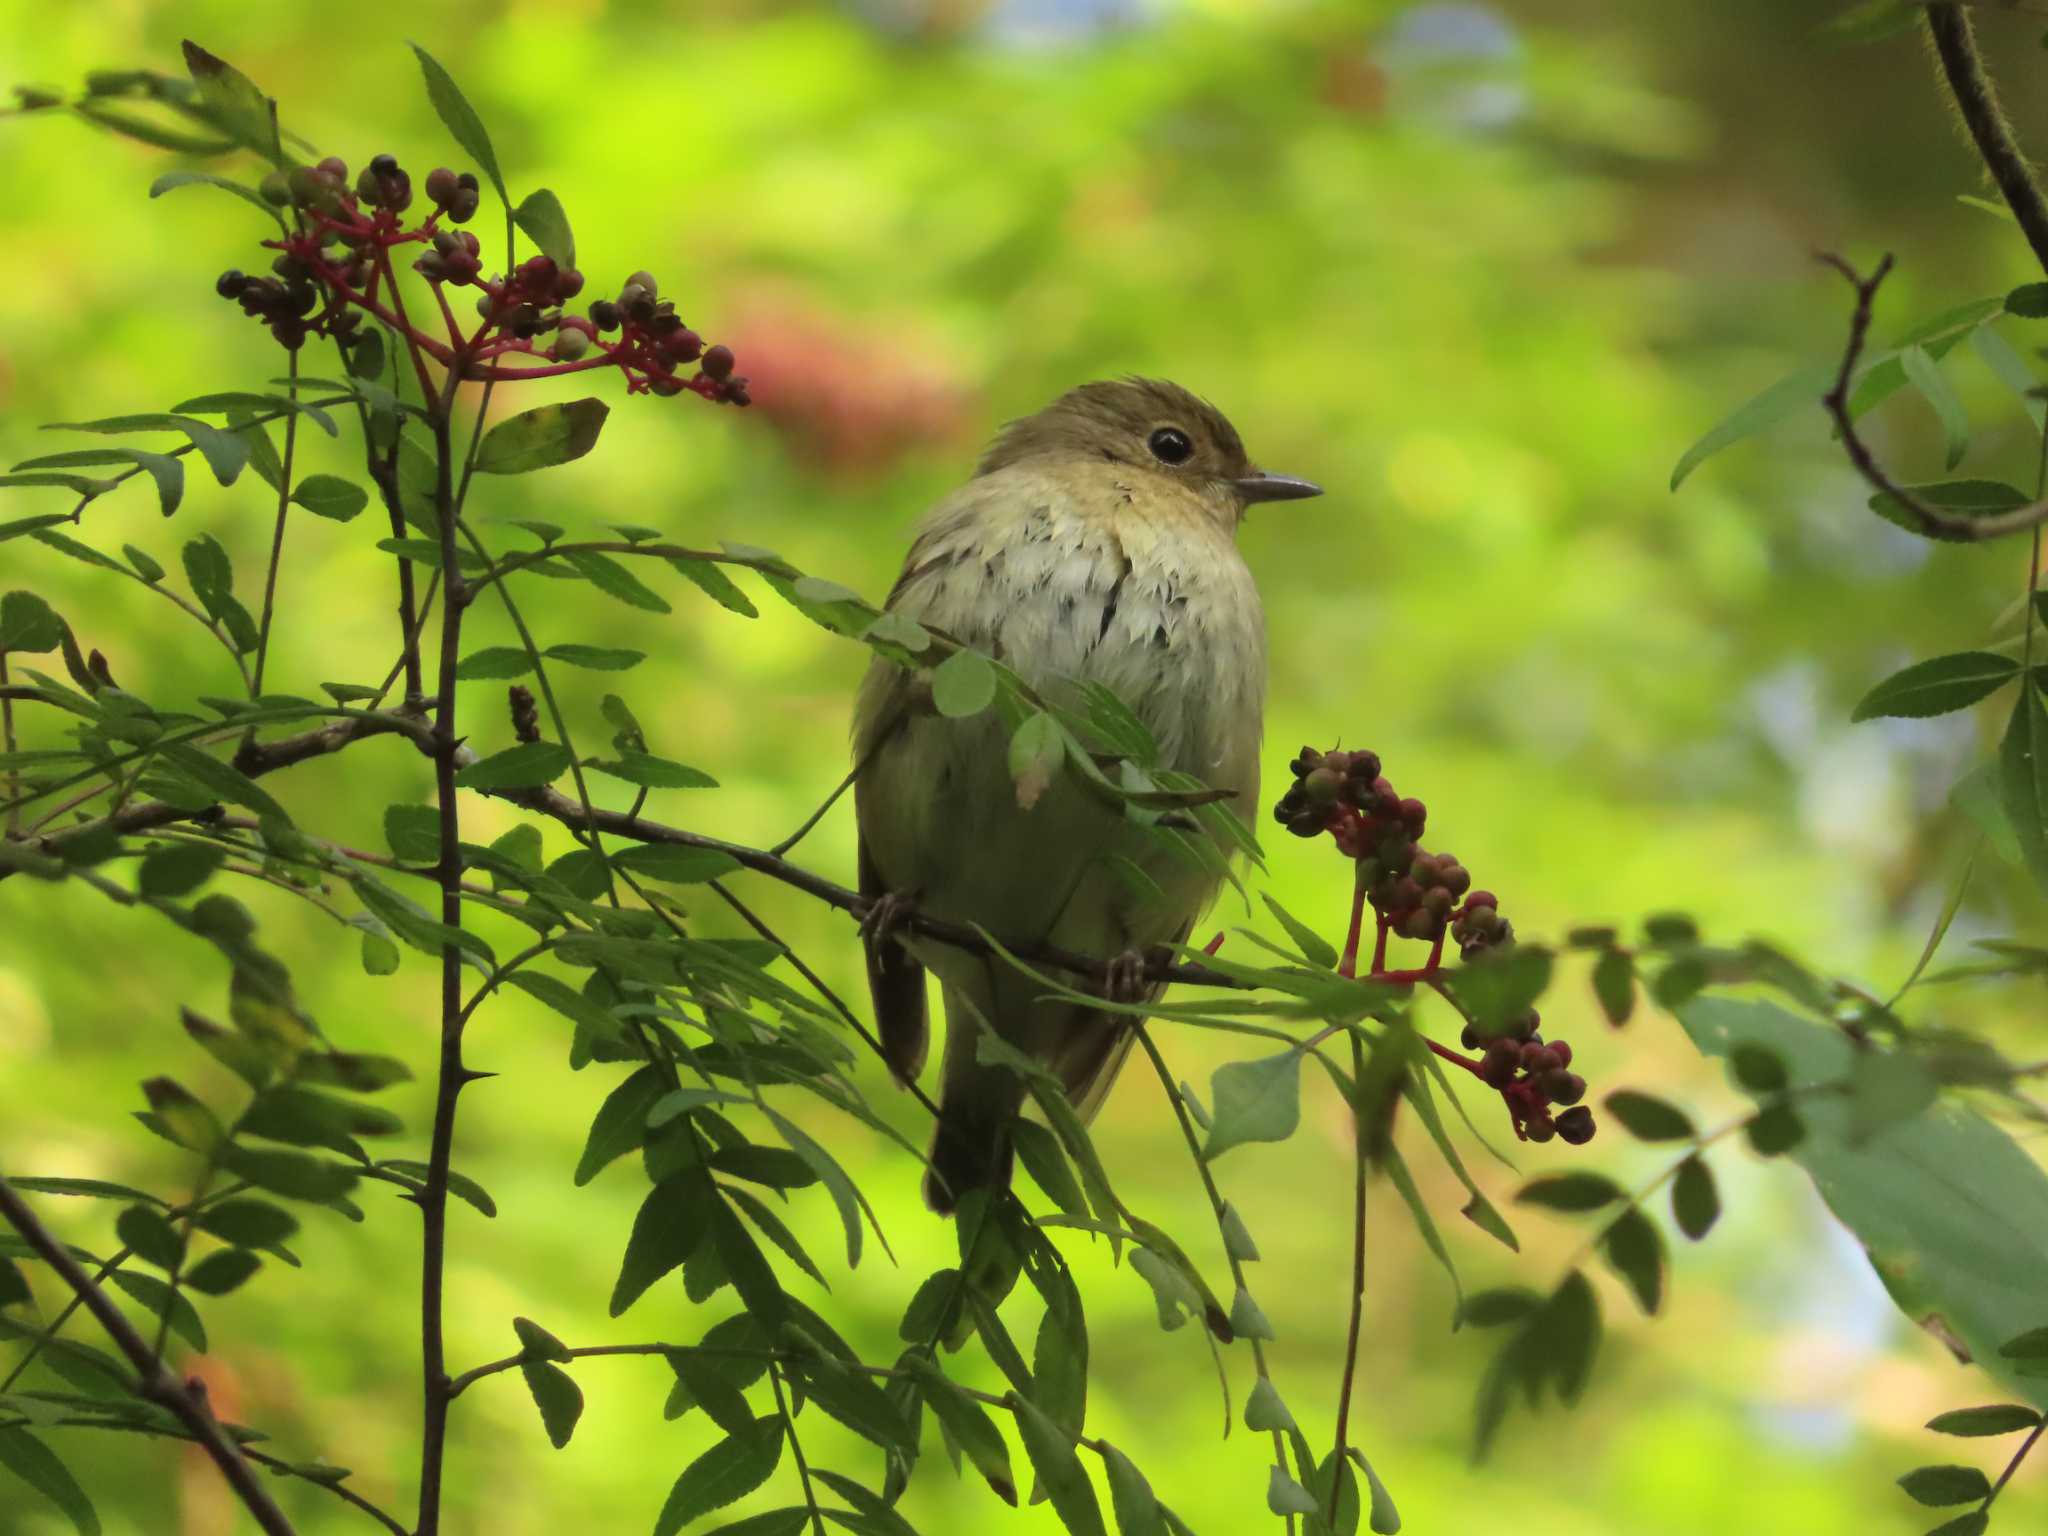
top-left (1102, 947), bottom-right (1157, 1005)
top-left (860, 890), bottom-right (913, 946)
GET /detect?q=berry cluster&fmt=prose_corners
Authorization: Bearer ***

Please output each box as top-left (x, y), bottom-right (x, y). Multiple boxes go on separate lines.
top-left (1273, 745), bottom-right (1596, 1148)
top-left (1469, 1020), bottom-right (1596, 1145)
top-left (212, 152), bottom-right (746, 405)
top-left (1274, 747), bottom-right (1505, 951)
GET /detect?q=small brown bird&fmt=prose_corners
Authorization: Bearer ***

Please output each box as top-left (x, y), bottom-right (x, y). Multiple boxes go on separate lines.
top-left (852, 379), bottom-right (1320, 1212)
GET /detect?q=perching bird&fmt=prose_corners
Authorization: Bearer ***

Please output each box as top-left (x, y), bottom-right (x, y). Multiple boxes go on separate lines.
top-left (852, 378), bottom-right (1320, 1214)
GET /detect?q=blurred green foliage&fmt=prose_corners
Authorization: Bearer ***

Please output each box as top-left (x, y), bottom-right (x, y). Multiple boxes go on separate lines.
top-left (3, 2), bottom-right (2048, 1533)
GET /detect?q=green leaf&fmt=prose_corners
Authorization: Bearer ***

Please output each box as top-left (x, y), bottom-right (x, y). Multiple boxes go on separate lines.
top-left (138, 841), bottom-right (225, 898)
top-left (1671, 364), bottom-right (1832, 490)
top-left (1852, 652), bottom-right (2019, 722)
top-left (0, 1256), bottom-right (30, 1308)
top-left (1848, 1051), bottom-right (1939, 1142)
top-left (586, 752), bottom-right (717, 789)
top-left (1602, 1090), bottom-right (1695, 1142)
top-left (576, 1067), bottom-right (664, 1186)
top-left (670, 557), bottom-right (759, 617)
top-left (454, 647), bottom-right (533, 680)
top-left (1925, 1404), bottom-right (2040, 1436)
top-left (759, 1105), bottom-right (872, 1268)
top-left (1459, 1288), bottom-right (1541, 1328)
top-left (2002, 1326), bottom-right (2048, 1360)
top-left (931, 650), bottom-right (996, 717)
top-left (1999, 682), bottom-right (2048, 901)
top-left (114, 1205), bottom-right (182, 1269)
top-left (380, 804), bottom-right (439, 865)
top-left (2008, 282), bottom-right (2048, 319)
top-left (611, 1174), bottom-right (714, 1317)
top-left (1008, 712), bottom-right (1066, 810)
top-left (654, 1416), bottom-right (785, 1536)
top-left (1350, 1446), bottom-right (1402, 1536)
top-left (150, 168), bottom-right (287, 228)
top-left (15, 448), bottom-right (184, 516)
top-left (217, 1145), bottom-right (357, 1203)
top-left (180, 41), bottom-right (279, 162)
top-left (1729, 1044), bottom-right (1788, 1093)
top-left (0, 1426), bottom-right (100, 1536)
top-left (1219, 1202), bottom-right (1260, 1263)
top-left (1243, 1377), bottom-right (1295, 1432)
top-left (156, 743), bottom-right (286, 821)
top-left (1516, 1173), bottom-right (1622, 1211)
top-left (543, 644), bottom-right (644, 671)
top-left (1682, 997), bottom-right (2048, 1410)
top-left (1671, 1156), bottom-right (1720, 1241)
top-left (1599, 1209), bottom-right (1665, 1315)
top-left (1897, 1465), bottom-right (1992, 1506)
top-left (410, 45), bottom-right (508, 214)
top-left (521, 1359), bottom-right (583, 1448)
top-left (1900, 345), bottom-right (1969, 469)
top-left (610, 845), bottom-right (740, 884)
top-left (455, 741), bottom-right (572, 790)
top-left (185, 1249), bottom-right (261, 1295)
top-left (1203, 1048), bottom-right (1302, 1160)
top-left (475, 400), bottom-right (608, 474)
top-left (192, 1198), bottom-right (297, 1249)
top-left (1011, 1120), bottom-right (1088, 1220)
top-left (1869, 478), bottom-right (2030, 534)
top-left (289, 474), bottom-right (368, 523)
top-left (513, 188), bottom-right (575, 268)
top-left (1590, 947), bottom-right (1634, 1025)
top-left (1099, 1442), bottom-right (1165, 1536)
top-left (1267, 1465), bottom-right (1320, 1518)
top-left (0, 591), bottom-right (64, 653)
top-left (1920, 1514), bottom-right (1989, 1536)
top-left (2, 1177), bottom-right (165, 1207)
top-left (1009, 1393), bottom-right (1108, 1536)
top-left (1260, 893), bottom-right (1337, 969)
top-left (49, 414), bottom-right (246, 487)
top-left (907, 1357), bottom-right (1017, 1505)
top-left (558, 552), bottom-right (670, 616)
top-left (107, 1271), bottom-right (205, 1351)
top-left (786, 1356), bottom-right (914, 1453)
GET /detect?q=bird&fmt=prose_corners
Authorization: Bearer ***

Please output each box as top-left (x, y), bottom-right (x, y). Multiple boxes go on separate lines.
top-left (851, 378), bottom-right (1320, 1214)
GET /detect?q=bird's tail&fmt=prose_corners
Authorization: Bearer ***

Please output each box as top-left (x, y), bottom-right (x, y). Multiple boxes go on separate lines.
top-left (922, 1100), bottom-right (1018, 1215)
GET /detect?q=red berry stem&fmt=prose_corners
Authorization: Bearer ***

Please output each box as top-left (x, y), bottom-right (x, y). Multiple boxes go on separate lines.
top-left (1337, 868), bottom-right (1369, 980)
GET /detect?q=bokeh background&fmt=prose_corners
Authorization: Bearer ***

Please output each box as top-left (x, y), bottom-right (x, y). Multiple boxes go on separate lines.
top-left (4, 2), bottom-right (2048, 1532)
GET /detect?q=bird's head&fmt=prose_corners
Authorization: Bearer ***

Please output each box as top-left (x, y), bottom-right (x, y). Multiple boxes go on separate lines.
top-left (975, 377), bottom-right (1322, 527)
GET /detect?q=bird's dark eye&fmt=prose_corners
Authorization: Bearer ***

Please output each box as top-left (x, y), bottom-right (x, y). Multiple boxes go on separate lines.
top-left (1148, 427), bottom-right (1194, 466)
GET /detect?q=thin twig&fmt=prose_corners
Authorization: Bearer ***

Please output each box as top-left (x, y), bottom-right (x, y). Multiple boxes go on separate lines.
top-left (0, 1176), bottom-right (299, 1536)
top-left (251, 351), bottom-right (302, 696)
top-left (1330, 1029), bottom-right (1370, 1508)
top-left (1818, 252), bottom-right (2048, 540)
top-left (768, 1362), bottom-right (828, 1536)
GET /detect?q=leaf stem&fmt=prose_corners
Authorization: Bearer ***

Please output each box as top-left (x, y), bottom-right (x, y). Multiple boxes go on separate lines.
top-left (250, 350), bottom-right (301, 696)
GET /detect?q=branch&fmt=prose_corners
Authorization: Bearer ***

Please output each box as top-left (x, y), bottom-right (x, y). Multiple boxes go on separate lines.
top-left (1819, 252), bottom-right (2048, 540)
top-left (1926, 4), bottom-right (2048, 276)
top-left (0, 1176), bottom-right (300, 1536)
top-left (484, 777), bottom-right (1256, 992)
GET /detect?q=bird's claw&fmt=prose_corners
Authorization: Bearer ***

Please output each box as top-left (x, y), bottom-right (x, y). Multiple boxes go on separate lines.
top-left (861, 890), bottom-right (912, 946)
top-left (1103, 947), bottom-right (1153, 1005)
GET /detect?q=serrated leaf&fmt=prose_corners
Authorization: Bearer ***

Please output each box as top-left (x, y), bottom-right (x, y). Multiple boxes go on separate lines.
top-left (521, 1359), bottom-right (583, 1448)
top-left (454, 741), bottom-right (571, 789)
top-left (586, 752), bottom-right (716, 789)
top-left (114, 1205), bottom-right (181, 1269)
top-left (670, 557), bottom-right (759, 617)
top-left (476, 400), bottom-right (608, 474)
top-left (1852, 652), bottom-right (2019, 722)
top-left (611, 1174), bottom-right (714, 1316)
top-left (181, 41), bottom-right (279, 163)
top-left (1010, 1393), bottom-right (1108, 1536)
top-left (410, 45), bottom-right (507, 214)
top-left (1260, 892), bottom-right (1337, 969)
top-left (149, 168), bottom-right (287, 228)
top-left (106, 1270), bottom-right (205, 1351)
top-left (192, 1198), bottom-right (297, 1250)
top-left (576, 1067), bottom-right (664, 1186)
top-left (655, 1416), bottom-right (786, 1536)
top-left (907, 1357), bottom-right (1016, 1504)
top-left (454, 647), bottom-right (533, 680)
top-left (543, 644), bottom-right (643, 671)
top-left (1099, 1442), bottom-right (1165, 1536)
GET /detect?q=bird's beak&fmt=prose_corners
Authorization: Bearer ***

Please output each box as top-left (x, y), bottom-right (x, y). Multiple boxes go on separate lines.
top-left (1235, 472), bottom-right (1323, 504)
